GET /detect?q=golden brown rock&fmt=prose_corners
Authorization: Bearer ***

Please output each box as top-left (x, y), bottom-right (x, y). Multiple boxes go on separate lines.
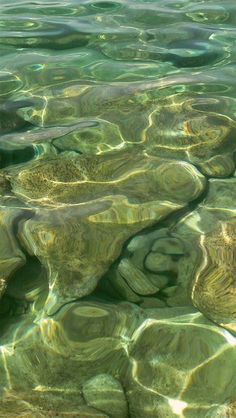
top-left (191, 219), bottom-right (236, 333)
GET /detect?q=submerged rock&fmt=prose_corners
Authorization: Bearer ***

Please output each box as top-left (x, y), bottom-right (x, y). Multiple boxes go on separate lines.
top-left (0, 120), bottom-right (98, 151)
top-left (0, 301), bottom-right (143, 392)
top-left (1, 303), bottom-right (236, 417)
top-left (5, 150), bottom-right (206, 206)
top-left (0, 388), bottom-right (110, 418)
top-left (103, 227), bottom-right (187, 306)
top-left (13, 87), bottom-right (236, 175)
top-left (126, 309), bottom-right (236, 417)
top-left (0, 201), bottom-right (26, 299)
top-left (82, 374), bottom-right (128, 418)
top-left (3, 150), bottom-right (205, 313)
top-left (52, 118), bottom-right (125, 155)
top-left (103, 176), bottom-right (236, 317)
top-left (156, 178), bottom-right (236, 330)
top-left (0, 104), bottom-right (30, 134)
top-left (190, 219), bottom-right (236, 333)
top-left (145, 93), bottom-right (236, 177)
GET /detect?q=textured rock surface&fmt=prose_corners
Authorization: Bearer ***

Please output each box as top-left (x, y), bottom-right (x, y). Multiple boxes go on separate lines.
top-left (0, 150), bottom-right (205, 313)
top-left (126, 309), bottom-right (236, 417)
top-left (82, 374), bottom-right (128, 418)
top-left (1, 304), bottom-right (236, 417)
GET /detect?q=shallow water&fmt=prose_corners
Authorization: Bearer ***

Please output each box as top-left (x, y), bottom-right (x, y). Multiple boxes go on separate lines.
top-left (0, 0), bottom-right (236, 417)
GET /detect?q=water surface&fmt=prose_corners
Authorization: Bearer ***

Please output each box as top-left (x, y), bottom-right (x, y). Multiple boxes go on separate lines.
top-left (0, 1), bottom-right (236, 417)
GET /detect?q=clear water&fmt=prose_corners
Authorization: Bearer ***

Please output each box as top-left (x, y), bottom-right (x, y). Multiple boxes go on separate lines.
top-left (0, 1), bottom-right (236, 417)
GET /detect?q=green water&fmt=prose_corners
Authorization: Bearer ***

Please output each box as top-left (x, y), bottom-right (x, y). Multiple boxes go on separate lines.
top-left (0, 0), bottom-right (236, 417)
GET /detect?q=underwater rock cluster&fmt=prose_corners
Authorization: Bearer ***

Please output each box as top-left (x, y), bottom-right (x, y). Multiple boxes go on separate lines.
top-left (0, 92), bottom-right (236, 417)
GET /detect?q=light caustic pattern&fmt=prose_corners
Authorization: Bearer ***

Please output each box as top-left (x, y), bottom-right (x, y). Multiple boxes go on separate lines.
top-left (0, 0), bottom-right (236, 417)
